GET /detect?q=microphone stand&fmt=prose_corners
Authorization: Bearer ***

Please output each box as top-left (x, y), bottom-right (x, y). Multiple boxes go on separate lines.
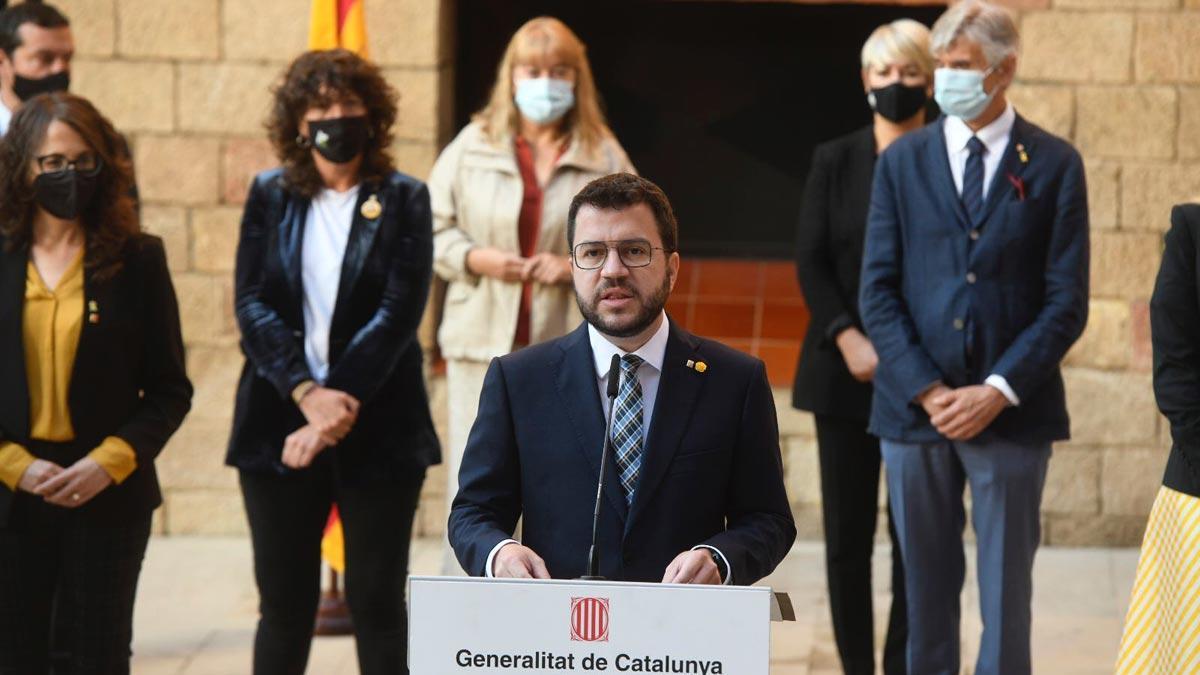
top-left (581, 354), bottom-right (621, 580)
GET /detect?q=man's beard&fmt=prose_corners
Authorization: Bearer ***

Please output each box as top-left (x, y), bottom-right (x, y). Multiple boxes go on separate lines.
top-left (576, 273), bottom-right (671, 339)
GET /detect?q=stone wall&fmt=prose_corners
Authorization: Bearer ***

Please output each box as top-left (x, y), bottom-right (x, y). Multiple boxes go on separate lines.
top-left (61, 0), bottom-right (1182, 546)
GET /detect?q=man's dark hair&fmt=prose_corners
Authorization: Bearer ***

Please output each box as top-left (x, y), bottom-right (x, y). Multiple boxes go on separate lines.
top-left (0, 2), bottom-right (69, 56)
top-left (567, 173), bottom-right (679, 252)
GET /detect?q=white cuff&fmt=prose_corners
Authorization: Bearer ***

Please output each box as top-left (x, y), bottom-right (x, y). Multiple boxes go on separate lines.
top-left (985, 374), bottom-right (1020, 407)
top-left (691, 545), bottom-right (733, 585)
top-left (485, 539), bottom-right (519, 577)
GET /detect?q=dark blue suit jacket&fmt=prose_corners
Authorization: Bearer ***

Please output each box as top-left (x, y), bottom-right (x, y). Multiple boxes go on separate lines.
top-left (859, 114), bottom-right (1089, 444)
top-left (448, 321), bottom-right (796, 584)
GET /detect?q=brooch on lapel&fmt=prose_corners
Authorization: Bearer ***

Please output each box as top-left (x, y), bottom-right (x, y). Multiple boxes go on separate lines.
top-left (1016, 143), bottom-right (1029, 164)
top-left (686, 359), bottom-right (708, 373)
top-left (360, 194), bottom-right (382, 219)
top-left (87, 299), bottom-right (99, 324)
top-left (1007, 173), bottom-right (1027, 202)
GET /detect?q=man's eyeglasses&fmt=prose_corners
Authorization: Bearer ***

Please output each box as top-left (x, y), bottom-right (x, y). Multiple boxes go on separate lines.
top-left (35, 152), bottom-right (102, 177)
top-left (571, 239), bottom-right (670, 270)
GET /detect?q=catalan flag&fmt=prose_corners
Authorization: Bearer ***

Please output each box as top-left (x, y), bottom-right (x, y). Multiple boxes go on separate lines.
top-left (308, 0), bottom-right (369, 58)
top-left (321, 504), bottom-right (346, 573)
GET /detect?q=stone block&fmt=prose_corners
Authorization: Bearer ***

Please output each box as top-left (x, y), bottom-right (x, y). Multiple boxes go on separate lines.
top-left (172, 273), bottom-right (237, 345)
top-left (178, 63), bottom-right (278, 136)
top-left (1044, 513), bottom-right (1146, 546)
top-left (1136, 14), bottom-right (1200, 83)
top-left (774, 387), bottom-right (815, 438)
top-left (222, 138), bottom-right (277, 205)
top-left (163, 489), bottom-right (247, 535)
top-left (1089, 231), bottom-right (1162, 300)
top-left (1064, 367), bottom-right (1158, 445)
top-left (391, 139), bottom-right (440, 181)
top-left (992, 0), bottom-right (1051, 10)
top-left (383, 67), bottom-right (442, 142)
top-left (1008, 84), bottom-right (1073, 140)
top-left (1102, 446), bottom-right (1168, 516)
top-left (1064, 299), bottom-right (1131, 369)
top-left (135, 136), bottom-right (220, 206)
top-left (1056, 0), bottom-right (1176, 9)
top-left (1075, 86), bottom-right (1176, 159)
top-left (791, 504), bottom-right (823, 541)
top-left (191, 207), bottom-right (240, 273)
top-left (1085, 161), bottom-right (1119, 230)
top-left (1180, 88), bottom-right (1200, 159)
top-left (1042, 446), bottom-right (1101, 514)
top-left (369, 0), bottom-right (452, 67)
top-left (117, 0), bottom-right (218, 59)
top-left (1131, 299), bottom-right (1152, 372)
top-left (56, 0), bottom-right (116, 56)
top-left (1020, 13), bottom-right (1133, 83)
top-left (1122, 163), bottom-right (1200, 232)
top-left (222, 0), bottom-right (308, 62)
top-left (783, 436), bottom-right (820, 507)
top-left (140, 206), bottom-right (188, 273)
top-left (414, 492), bottom-right (448, 538)
top-left (71, 59), bottom-right (174, 133)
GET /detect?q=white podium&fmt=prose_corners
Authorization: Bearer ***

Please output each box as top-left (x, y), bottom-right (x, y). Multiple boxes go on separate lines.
top-left (409, 576), bottom-right (792, 674)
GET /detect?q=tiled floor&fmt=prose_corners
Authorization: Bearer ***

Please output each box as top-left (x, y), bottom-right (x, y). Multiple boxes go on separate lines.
top-left (129, 538), bottom-right (1138, 674)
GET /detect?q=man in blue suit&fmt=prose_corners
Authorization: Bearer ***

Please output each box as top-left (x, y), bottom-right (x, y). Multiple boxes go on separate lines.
top-left (859, 2), bottom-right (1089, 673)
top-left (449, 173), bottom-right (796, 585)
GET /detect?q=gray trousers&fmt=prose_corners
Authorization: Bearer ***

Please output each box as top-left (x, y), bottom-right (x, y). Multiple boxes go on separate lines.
top-left (881, 436), bottom-right (1051, 675)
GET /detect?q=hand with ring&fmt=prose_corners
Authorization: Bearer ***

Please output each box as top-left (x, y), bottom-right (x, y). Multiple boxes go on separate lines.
top-left (33, 457), bottom-right (113, 508)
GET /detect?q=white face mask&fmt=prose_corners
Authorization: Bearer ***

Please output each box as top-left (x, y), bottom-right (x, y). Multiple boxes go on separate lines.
top-left (933, 66), bottom-right (997, 122)
top-left (514, 77), bottom-right (575, 125)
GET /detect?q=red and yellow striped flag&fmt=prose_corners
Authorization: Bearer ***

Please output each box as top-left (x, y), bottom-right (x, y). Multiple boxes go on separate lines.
top-left (321, 504), bottom-right (346, 573)
top-left (308, 0), bottom-right (369, 58)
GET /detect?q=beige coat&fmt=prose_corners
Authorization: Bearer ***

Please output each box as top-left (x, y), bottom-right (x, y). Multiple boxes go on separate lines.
top-left (430, 121), bottom-right (634, 362)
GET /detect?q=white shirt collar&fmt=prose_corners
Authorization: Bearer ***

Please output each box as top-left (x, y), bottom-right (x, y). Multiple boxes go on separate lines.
top-left (588, 312), bottom-right (670, 378)
top-left (944, 101), bottom-right (1015, 155)
top-left (0, 100), bottom-right (11, 137)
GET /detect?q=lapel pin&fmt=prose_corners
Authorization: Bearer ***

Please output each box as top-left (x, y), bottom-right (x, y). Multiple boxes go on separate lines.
top-left (686, 359), bottom-right (695, 369)
top-left (1016, 143), bottom-right (1028, 164)
top-left (87, 300), bottom-right (99, 324)
top-left (694, 361), bottom-right (708, 373)
top-left (360, 194), bottom-right (382, 220)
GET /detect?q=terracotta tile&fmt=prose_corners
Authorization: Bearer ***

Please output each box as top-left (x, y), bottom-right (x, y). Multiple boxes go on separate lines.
top-left (665, 298), bottom-right (692, 329)
top-left (695, 260), bottom-right (763, 299)
top-left (758, 340), bottom-right (801, 387)
top-left (721, 339), bottom-right (755, 359)
top-left (763, 261), bottom-right (803, 300)
top-left (690, 300), bottom-right (756, 339)
top-left (672, 260), bottom-right (696, 296)
top-left (760, 301), bottom-right (810, 341)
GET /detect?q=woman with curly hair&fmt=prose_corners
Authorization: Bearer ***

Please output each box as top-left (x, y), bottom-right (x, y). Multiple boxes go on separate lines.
top-left (226, 48), bottom-right (438, 675)
top-left (430, 18), bottom-right (634, 559)
top-left (0, 92), bottom-right (192, 674)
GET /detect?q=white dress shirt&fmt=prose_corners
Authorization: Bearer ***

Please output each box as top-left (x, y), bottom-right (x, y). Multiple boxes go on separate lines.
top-left (0, 100), bottom-right (12, 138)
top-left (301, 184), bottom-right (359, 383)
top-left (942, 103), bottom-right (1021, 407)
top-left (485, 313), bottom-right (732, 583)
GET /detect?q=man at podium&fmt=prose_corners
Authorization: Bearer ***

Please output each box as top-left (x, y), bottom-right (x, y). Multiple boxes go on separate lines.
top-left (449, 173), bottom-right (796, 585)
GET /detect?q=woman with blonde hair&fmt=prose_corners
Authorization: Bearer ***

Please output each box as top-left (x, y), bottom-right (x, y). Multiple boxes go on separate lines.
top-left (430, 16), bottom-right (634, 554)
top-left (791, 17), bottom-right (935, 675)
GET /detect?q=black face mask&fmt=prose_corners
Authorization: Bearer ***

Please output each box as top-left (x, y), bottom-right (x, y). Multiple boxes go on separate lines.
top-left (868, 82), bottom-right (928, 123)
top-left (33, 169), bottom-right (99, 220)
top-left (13, 71), bottom-right (70, 102)
top-left (304, 116), bottom-right (370, 164)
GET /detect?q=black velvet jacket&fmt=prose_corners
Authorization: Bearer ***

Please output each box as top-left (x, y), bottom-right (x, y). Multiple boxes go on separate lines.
top-left (0, 234), bottom-right (193, 525)
top-left (226, 169), bottom-right (440, 483)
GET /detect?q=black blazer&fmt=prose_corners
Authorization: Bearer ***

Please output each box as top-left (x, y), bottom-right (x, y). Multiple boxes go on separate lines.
top-left (449, 321), bottom-right (796, 584)
top-left (1151, 204), bottom-right (1200, 497)
top-left (0, 234), bottom-right (192, 525)
top-left (792, 125), bottom-right (876, 420)
top-left (226, 169), bottom-right (440, 484)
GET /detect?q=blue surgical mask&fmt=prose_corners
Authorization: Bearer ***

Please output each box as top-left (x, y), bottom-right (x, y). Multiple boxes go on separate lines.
top-left (934, 66), bottom-right (997, 122)
top-left (514, 77), bottom-right (575, 125)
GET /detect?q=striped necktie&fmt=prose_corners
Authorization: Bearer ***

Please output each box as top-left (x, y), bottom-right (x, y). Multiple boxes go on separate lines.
top-left (962, 135), bottom-right (986, 224)
top-left (611, 354), bottom-right (645, 505)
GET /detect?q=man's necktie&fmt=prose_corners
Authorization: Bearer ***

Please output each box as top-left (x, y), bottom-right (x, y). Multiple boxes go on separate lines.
top-left (611, 354), bottom-right (644, 505)
top-left (963, 135), bottom-right (986, 224)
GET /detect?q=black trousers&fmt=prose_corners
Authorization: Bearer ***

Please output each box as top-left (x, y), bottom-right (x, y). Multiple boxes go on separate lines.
top-left (239, 456), bottom-right (425, 675)
top-left (0, 493), bottom-right (152, 675)
top-left (815, 414), bottom-right (908, 675)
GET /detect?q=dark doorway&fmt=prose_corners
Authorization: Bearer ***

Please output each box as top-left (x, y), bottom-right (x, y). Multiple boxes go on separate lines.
top-left (456, 0), bottom-right (945, 259)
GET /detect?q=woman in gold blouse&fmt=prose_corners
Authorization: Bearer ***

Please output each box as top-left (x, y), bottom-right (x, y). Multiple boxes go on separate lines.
top-left (0, 93), bottom-right (192, 674)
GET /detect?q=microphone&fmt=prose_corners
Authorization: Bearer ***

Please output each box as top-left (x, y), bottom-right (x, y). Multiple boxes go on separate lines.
top-left (581, 353), bottom-right (621, 580)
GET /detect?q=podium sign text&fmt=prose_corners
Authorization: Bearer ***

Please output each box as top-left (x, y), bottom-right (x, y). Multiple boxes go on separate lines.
top-left (409, 576), bottom-right (771, 674)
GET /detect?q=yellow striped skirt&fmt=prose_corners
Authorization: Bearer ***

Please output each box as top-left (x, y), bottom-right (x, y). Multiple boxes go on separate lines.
top-left (1117, 485), bottom-right (1200, 673)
